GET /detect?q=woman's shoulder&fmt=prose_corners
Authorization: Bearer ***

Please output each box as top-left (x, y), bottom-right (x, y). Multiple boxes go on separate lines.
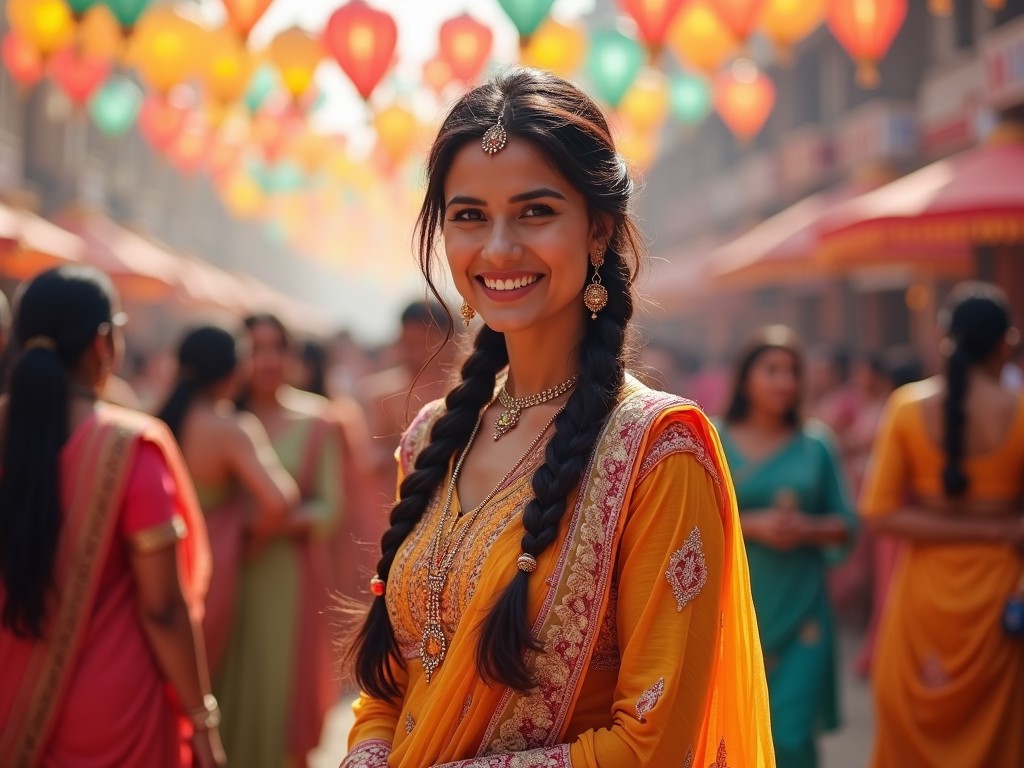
top-left (397, 398), bottom-right (447, 472)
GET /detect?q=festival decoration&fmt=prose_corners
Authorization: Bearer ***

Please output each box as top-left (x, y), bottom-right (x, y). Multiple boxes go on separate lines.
top-left (78, 4), bottom-right (122, 61)
top-left (619, 68), bottom-right (670, 132)
top-left (496, 0), bottom-right (557, 44)
top-left (669, 71), bottom-right (711, 123)
top-left (422, 54), bottom-right (454, 96)
top-left (758, 0), bottom-right (825, 64)
top-left (617, 0), bottom-right (689, 55)
top-left (827, 0), bottom-right (907, 88)
top-left (138, 89), bottom-right (190, 151)
top-left (49, 47), bottom-right (110, 107)
top-left (713, 58), bottom-right (775, 140)
top-left (438, 13), bottom-right (492, 83)
top-left (373, 103), bottom-right (419, 165)
top-left (102, 0), bottom-right (151, 31)
top-left (243, 64), bottom-right (278, 113)
top-left (199, 26), bottom-right (255, 108)
top-left (585, 29), bottom-right (645, 108)
top-left (128, 7), bottom-right (203, 95)
top-left (221, 0), bottom-right (273, 41)
top-left (66, 0), bottom-right (99, 20)
top-left (267, 26), bottom-right (322, 101)
top-left (323, 0), bottom-right (397, 101)
top-left (707, 0), bottom-right (767, 44)
top-left (89, 75), bottom-right (143, 135)
top-left (520, 18), bottom-right (587, 76)
top-left (6, 0), bottom-right (75, 57)
top-left (167, 114), bottom-right (209, 175)
top-left (667, 1), bottom-right (738, 75)
top-left (1, 32), bottom-right (43, 87)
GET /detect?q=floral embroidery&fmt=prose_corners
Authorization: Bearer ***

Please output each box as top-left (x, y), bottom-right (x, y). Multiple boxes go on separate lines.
top-left (666, 527), bottom-right (708, 612)
top-left (405, 712), bottom-right (415, 734)
top-left (635, 677), bottom-right (665, 723)
top-left (708, 739), bottom-right (729, 768)
top-left (340, 739), bottom-right (392, 768)
top-left (434, 744), bottom-right (571, 767)
top-left (459, 694), bottom-right (473, 724)
top-left (637, 421), bottom-right (720, 488)
top-left (398, 400), bottom-right (446, 477)
top-left (683, 747), bottom-right (693, 768)
top-left (590, 580), bottom-right (620, 669)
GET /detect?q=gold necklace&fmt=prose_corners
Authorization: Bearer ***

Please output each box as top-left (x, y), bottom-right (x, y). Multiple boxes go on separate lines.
top-left (420, 402), bottom-right (564, 683)
top-left (493, 375), bottom-right (576, 441)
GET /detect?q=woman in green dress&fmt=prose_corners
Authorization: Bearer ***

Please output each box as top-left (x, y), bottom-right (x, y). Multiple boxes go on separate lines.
top-left (716, 326), bottom-right (857, 768)
top-left (216, 314), bottom-right (345, 768)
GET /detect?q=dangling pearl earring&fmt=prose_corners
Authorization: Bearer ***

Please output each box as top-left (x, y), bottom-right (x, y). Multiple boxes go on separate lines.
top-left (583, 247), bottom-right (608, 319)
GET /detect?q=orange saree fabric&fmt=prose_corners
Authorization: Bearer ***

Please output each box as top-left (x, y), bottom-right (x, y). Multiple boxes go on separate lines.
top-left (861, 383), bottom-right (1024, 767)
top-left (344, 380), bottom-right (774, 767)
top-left (0, 406), bottom-right (210, 768)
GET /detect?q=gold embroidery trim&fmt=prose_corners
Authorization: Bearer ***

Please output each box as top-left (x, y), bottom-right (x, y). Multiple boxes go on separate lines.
top-left (128, 515), bottom-right (186, 553)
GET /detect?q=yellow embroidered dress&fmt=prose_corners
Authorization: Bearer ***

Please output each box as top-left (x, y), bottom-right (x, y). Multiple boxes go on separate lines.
top-left (343, 380), bottom-right (775, 767)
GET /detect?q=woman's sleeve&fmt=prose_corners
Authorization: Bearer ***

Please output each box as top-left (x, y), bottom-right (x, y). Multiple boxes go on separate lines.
top-left (343, 656), bottom-right (408, 765)
top-left (121, 440), bottom-right (186, 553)
top-left (859, 390), bottom-right (910, 519)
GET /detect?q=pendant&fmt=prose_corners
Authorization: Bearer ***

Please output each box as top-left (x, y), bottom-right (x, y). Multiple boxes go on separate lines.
top-left (420, 574), bottom-right (448, 683)
top-left (493, 407), bottom-right (520, 441)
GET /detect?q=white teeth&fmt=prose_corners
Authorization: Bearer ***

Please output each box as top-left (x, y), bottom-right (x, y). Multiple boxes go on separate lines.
top-left (482, 275), bottom-right (539, 291)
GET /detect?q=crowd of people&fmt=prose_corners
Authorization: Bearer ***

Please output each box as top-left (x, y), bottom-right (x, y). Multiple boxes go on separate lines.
top-left (1, 68), bottom-right (1022, 768)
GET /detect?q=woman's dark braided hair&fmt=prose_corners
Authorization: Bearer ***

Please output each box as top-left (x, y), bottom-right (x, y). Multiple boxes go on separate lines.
top-left (346, 68), bottom-right (642, 699)
top-left (939, 282), bottom-right (1012, 497)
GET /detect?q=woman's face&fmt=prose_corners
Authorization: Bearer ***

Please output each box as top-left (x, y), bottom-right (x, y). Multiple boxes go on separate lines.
top-left (745, 348), bottom-right (800, 420)
top-left (248, 321), bottom-right (288, 394)
top-left (442, 137), bottom-right (602, 338)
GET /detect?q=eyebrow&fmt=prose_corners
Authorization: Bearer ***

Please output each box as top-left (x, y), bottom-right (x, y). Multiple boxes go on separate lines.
top-left (445, 188), bottom-right (567, 208)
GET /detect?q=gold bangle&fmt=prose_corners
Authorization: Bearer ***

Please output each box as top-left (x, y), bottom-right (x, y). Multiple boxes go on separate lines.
top-left (188, 694), bottom-right (221, 730)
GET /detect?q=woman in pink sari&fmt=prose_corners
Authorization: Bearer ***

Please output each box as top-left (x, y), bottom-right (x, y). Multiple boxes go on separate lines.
top-left (0, 266), bottom-right (224, 768)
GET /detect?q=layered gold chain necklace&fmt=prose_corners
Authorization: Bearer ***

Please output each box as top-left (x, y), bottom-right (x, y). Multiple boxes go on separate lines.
top-left (420, 395), bottom-right (569, 683)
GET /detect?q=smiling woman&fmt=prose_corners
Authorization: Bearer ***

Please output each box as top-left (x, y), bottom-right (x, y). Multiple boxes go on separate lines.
top-left (340, 68), bottom-right (775, 768)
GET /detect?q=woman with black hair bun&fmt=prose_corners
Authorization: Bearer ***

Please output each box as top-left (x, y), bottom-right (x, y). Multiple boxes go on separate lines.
top-left (0, 267), bottom-right (224, 767)
top-left (861, 282), bottom-right (1024, 767)
top-left (340, 68), bottom-right (774, 768)
top-left (156, 325), bottom-right (299, 676)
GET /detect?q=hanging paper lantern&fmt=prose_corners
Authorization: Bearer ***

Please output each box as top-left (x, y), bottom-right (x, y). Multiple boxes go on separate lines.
top-left (138, 91), bottom-right (189, 151)
top-left (222, 0), bottom-right (273, 41)
top-left (49, 47), bottom-right (111, 107)
top-left (617, 0), bottom-right (689, 54)
top-left (713, 58), bottom-right (775, 140)
top-left (520, 18), bottom-right (587, 76)
top-left (6, 0), bottom-right (75, 57)
top-left (497, 0), bottom-right (557, 44)
top-left (222, 170), bottom-right (265, 218)
top-left (89, 76), bottom-right (142, 135)
top-left (199, 26), bottom-right (255, 107)
top-left (323, 0), bottom-right (398, 102)
top-left (707, 0), bottom-right (767, 43)
top-left (615, 121), bottom-right (660, 172)
top-left (667, 1), bottom-right (738, 75)
top-left (759, 0), bottom-right (825, 64)
top-left (585, 30), bottom-right (646, 108)
top-left (127, 7), bottom-right (202, 95)
top-left (928, 0), bottom-right (952, 15)
top-left (78, 5), bottom-right (122, 61)
top-left (102, 0), bottom-right (151, 30)
top-left (374, 103), bottom-right (419, 164)
top-left (268, 26), bottom-right (322, 101)
top-left (618, 68), bottom-right (670, 132)
top-left (827, 0), bottom-right (907, 89)
top-left (669, 71), bottom-right (711, 123)
top-left (1, 32), bottom-right (44, 88)
top-left (66, 0), bottom-right (99, 19)
top-left (438, 13), bottom-right (493, 83)
top-left (422, 54), bottom-right (454, 96)
top-left (244, 64), bottom-right (278, 114)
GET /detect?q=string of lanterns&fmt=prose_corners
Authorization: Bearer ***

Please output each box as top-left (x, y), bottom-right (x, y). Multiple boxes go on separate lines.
top-left (1, 0), bottom-right (944, 265)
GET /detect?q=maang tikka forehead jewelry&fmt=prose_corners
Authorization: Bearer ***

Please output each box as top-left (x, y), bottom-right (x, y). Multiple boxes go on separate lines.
top-left (481, 103), bottom-right (508, 155)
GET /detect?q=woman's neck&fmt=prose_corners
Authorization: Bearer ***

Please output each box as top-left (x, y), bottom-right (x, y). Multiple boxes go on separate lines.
top-left (246, 387), bottom-right (282, 412)
top-left (745, 408), bottom-right (791, 435)
top-left (503, 323), bottom-right (584, 397)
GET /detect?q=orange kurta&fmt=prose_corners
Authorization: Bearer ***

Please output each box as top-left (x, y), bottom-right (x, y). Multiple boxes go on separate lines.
top-left (344, 380), bottom-right (774, 767)
top-left (861, 382), bottom-right (1024, 768)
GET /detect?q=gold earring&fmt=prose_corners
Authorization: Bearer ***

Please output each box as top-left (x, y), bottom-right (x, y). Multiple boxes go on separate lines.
top-left (583, 247), bottom-right (608, 319)
top-left (459, 300), bottom-right (476, 327)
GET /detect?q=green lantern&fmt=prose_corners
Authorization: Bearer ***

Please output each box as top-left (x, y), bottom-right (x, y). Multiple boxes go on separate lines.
top-left (67, 0), bottom-right (100, 18)
top-left (669, 72), bottom-right (711, 124)
top-left (88, 77), bottom-right (142, 136)
top-left (585, 30), bottom-right (645, 108)
top-left (497, 0), bottom-right (556, 42)
top-left (102, 0), bottom-right (152, 29)
top-left (244, 65), bottom-right (278, 115)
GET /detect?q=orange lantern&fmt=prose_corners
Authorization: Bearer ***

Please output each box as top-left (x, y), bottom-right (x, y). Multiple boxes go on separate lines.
top-left (199, 26), bottom-right (255, 107)
top-left (713, 58), bottom-right (775, 140)
top-left (267, 26), bottom-right (322, 101)
top-left (615, 120), bottom-right (660, 172)
top-left (288, 128), bottom-right (333, 174)
top-left (618, 68), bottom-right (670, 132)
top-left (127, 7), bottom-right (203, 95)
top-left (374, 103), bottom-right (419, 164)
top-left (438, 13), bottom-right (492, 83)
top-left (759, 0), bottom-right (825, 64)
top-left (708, 0), bottom-right (767, 43)
top-left (5, 0), bottom-right (74, 57)
top-left (1, 32), bottom-right (44, 87)
top-left (138, 91), bottom-right (190, 151)
top-left (667, 1), bottom-right (738, 75)
top-left (827, 0), bottom-right (907, 89)
top-left (617, 0), bottom-right (688, 54)
top-left (49, 47), bottom-right (110, 107)
top-left (323, 0), bottom-right (398, 102)
top-left (422, 54), bottom-right (454, 96)
top-left (221, 0), bottom-right (273, 41)
top-left (520, 18), bottom-right (587, 76)
top-left (78, 5), bottom-right (122, 61)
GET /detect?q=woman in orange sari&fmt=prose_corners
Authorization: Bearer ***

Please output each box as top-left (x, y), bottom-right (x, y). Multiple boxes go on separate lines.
top-left (341, 69), bottom-right (774, 768)
top-left (861, 282), bottom-right (1024, 767)
top-left (0, 266), bottom-right (224, 767)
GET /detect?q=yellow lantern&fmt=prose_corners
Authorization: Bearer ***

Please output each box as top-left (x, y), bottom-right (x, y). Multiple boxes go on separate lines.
top-left (614, 120), bottom-right (660, 173)
top-left (759, 0), bottom-right (826, 65)
top-left (267, 26), bottom-right (322, 101)
top-left (618, 68), bottom-right (670, 133)
top-left (288, 128), bottom-right (332, 174)
top-left (221, 170), bottom-right (265, 218)
top-left (127, 7), bottom-right (203, 95)
top-left (520, 18), bottom-right (587, 76)
top-left (374, 103), bottom-right (420, 164)
top-left (78, 5), bottom-right (122, 61)
top-left (199, 26), bottom-right (255, 107)
top-left (6, 0), bottom-right (74, 57)
top-left (666, 1), bottom-right (738, 75)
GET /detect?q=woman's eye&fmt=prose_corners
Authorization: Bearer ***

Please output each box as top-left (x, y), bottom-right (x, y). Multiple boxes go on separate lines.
top-left (450, 209), bottom-right (484, 221)
top-left (522, 204), bottom-right (554, 218)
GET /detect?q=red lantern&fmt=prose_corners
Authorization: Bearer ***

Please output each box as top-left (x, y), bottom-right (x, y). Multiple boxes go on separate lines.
top-left (708, 0), bottom-right (766, 42)
top-left (221, 0), bottom-right (273, 40)
top-left (323, 0), bottom-right (398, 102)
top-left (49, 47), bottom-right (110, 107)
top-left (138, 92), bottom-right (189, 151)
top-left (617, 0), bottom-right (689, 53)
top-left (827, 0), bottom-right (906, 89)
top-left (1, 32), bottom-right (44, 88)
top-left (438, 13), bottom-right (492, 83)
top-left (713, 59), bottom-right (775, 140)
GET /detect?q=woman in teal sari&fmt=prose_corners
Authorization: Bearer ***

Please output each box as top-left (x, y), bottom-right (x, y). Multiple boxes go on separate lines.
top-left (716, 326), bottom-right (856, 768)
